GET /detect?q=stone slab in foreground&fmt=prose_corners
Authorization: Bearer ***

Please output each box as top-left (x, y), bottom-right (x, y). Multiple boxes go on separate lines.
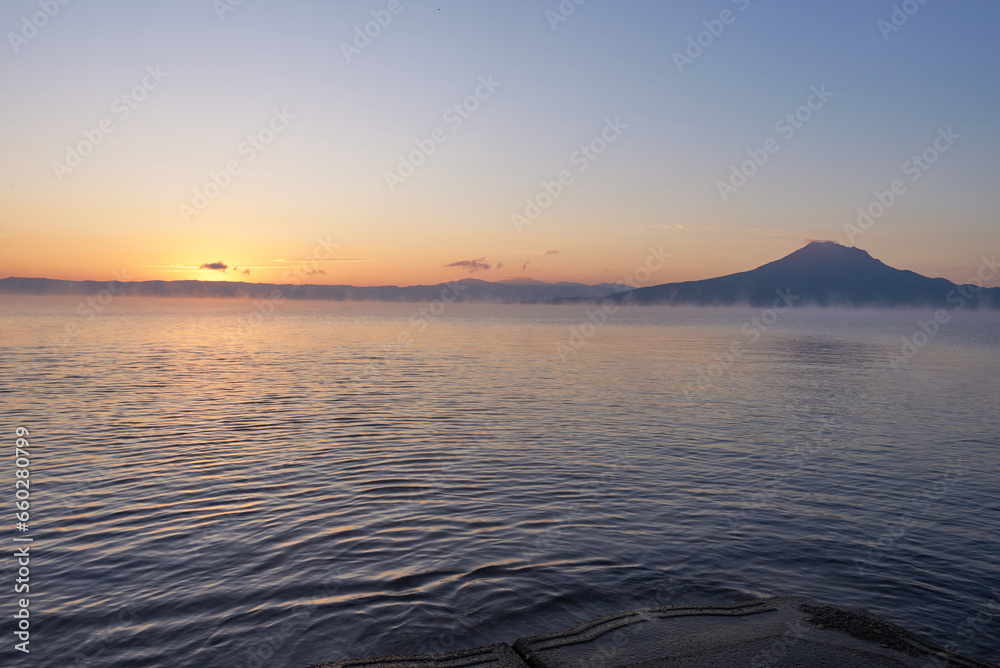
top-left (312, 596), bottom-right (997, 668)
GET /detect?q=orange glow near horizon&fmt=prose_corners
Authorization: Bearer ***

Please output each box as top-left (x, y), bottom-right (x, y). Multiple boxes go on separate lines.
top-left (0, 218), bottom-right (802, 287)
top-left (1, 215), bottom-right (993, 288)
top-left (1, 194), bottom-right (960, 286)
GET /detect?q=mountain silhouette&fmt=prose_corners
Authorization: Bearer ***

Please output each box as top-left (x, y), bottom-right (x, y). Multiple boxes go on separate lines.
top-left (617, 241), bottom-right (999, 308)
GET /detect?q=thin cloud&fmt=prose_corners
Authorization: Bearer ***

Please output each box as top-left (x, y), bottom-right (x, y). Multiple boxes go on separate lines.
top-left (444, 257), bottom-right (491, 273)
top-left (634, 224), bottom-right (718, 230)
top-left (521, 261), bottom-right (530, 272)
top-left (723, 239), bottom-right (792, 244)
top-left (545, 249), bottom-right (559, 255)
top-left (200, 261), bottom-right (229, 272)
top-left (273, 257), bottom-right (369, 263)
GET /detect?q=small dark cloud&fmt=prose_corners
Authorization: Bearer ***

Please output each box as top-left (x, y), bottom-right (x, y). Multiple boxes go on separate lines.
top-left (241, 269), bottom-right (251, 275)
top-left (545, 249), bottom-right (559, 255)
top-left (200, 261), bottom-right (228, 272)
top-left (521, 261), bottom-right (530, 272)
top-left (496, 261), bottom-right (504, 270)
top-left (444, 257), bottom-right (491, 273)
top-left (305, 269), bottom-right (326, 276)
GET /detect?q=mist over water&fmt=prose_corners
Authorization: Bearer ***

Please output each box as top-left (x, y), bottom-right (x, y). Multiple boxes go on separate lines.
top-left (2, 297), bottom-right (998, 667)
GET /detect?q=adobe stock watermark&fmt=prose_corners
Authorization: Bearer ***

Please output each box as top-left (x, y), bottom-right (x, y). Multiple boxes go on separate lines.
top-left (49, 269), bottom-right (134, 346)
top-left (877, 0), bottom-right (932, 41)
top-left (672, 0), bottom-right (751, 74)
top-left (47, 463), bottom-right (117, 521)
top-left (843, 126), bottom-right (958, 244)
top-left (52, 66), bottom-right (168, 183)
top-left (717, 85), bottom-right (833, 202)
top-left (396, 606), bottom-right (482, 661)
top-left (340, 0), bottom-right (404, 63)
top-left (384, 75), bottom-right (501, 192)
top-left (213, 0), bottom-right (246, 21)
top-left (555, 245), bottom-right (670, 362)
top-left (685, 288), bottom-right (800, 400)
top-left (545, 0), bottom-right (587, 31)
top-left (853, 459), bottom-right (966, 577)
top-left (750, 619), bottom-right (810, 668)
top-left (350, 281), bottom-right (468, 383)
top-left (519, 447), bottom-right (632, 564)
top-left (511, 116), bottom-right (628, 234)
top-left (7, 0), bottom-right (72, 54)
top-left (389, 419), bottom-right (502, 522)
top-left (887, 252), bottom-right (997, 369)
top-left (229, 566), bottom-right (348, 667)
top-left (919, 589), bottom-right (1000, 668)
top-left (726, 414), bottom-right (840, 533)
top-left (225, 233), bottom-right (339, 346)
top-left (179, 107), bottom-right (294, 223)
top-left (66, 601), bottom-right (141, 667)
top-left (237, 609), bottom-right (313, 668)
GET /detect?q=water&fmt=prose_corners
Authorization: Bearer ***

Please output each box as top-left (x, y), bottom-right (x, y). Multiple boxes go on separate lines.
top-left (1, 296), bottom-right (998, 667)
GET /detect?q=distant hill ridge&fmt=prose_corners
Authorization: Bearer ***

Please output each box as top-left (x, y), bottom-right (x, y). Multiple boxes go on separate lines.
top-left (0, 275), bottom-right (620, 304)
top-left (2, 242), bottom-right (997, 308)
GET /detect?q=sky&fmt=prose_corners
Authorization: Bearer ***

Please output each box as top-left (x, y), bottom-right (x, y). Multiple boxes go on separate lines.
top-left (1, 0), bottom-right (999, 287)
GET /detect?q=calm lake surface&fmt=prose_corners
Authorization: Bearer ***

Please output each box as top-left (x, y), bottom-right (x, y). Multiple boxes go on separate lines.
top-left (1, 296), bottom-right (998, 667)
